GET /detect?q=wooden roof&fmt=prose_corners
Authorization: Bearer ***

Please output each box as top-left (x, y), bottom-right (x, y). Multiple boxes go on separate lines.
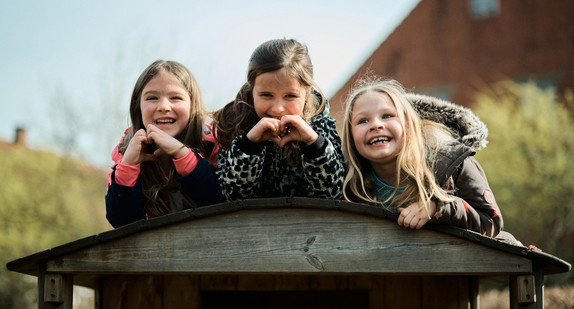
top-left (7, 198), bottom-right (570, 288)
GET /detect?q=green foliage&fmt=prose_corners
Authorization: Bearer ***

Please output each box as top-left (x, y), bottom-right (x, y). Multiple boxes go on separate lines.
top-left (473, 81), bottom-right (574, 284)
top-left (0, 143), bottom-right (111, 307)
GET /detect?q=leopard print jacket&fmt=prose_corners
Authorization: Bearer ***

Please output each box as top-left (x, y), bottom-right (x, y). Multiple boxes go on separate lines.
top-left (216, 100), bottom-right (345, 201)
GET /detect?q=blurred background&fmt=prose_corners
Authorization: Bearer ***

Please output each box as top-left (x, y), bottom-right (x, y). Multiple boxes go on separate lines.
top-left (1, 0), bottom-right (573, 307)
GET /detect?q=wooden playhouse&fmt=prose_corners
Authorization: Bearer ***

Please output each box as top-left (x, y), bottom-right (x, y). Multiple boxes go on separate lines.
top-left (7, 198), bottom-right (571, 308)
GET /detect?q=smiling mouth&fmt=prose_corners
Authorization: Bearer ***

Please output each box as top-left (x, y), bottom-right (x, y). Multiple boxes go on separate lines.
top-left (369, 136), bottom-right (390, 145)
top-left (155, 119), bottom-right (175, 125)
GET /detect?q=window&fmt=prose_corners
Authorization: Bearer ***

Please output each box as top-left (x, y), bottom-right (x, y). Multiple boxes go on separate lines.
top-left (469, 0), bottom-right (500, 19)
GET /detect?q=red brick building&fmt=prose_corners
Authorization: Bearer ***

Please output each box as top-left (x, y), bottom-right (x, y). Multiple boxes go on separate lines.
top-left (330, 0), bottom-right (574, 123)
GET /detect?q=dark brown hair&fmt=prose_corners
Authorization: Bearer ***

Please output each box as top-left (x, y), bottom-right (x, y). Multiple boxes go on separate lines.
top-left (212, 39), bottom-right (325, 153)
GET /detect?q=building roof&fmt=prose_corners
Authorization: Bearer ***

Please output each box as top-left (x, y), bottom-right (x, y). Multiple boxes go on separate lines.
top-left (7, 198), bottom-right (570, 288)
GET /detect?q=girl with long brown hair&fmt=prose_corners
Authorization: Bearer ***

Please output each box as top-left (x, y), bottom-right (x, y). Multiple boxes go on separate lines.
top-left (105, 60), bottom-right (223, 228)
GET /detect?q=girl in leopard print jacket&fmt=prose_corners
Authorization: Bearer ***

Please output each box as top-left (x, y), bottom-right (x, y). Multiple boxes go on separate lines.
top-left (212, 39), bottom-right (345, 201)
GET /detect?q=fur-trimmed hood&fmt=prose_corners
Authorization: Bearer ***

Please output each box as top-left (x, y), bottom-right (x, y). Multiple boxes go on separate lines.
top-left (405, 93), bottom-right (488, 150)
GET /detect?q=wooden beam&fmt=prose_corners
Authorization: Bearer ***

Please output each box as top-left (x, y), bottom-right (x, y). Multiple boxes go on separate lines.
top-left (45, 209), bottom-right (532, 275)
top-left (516, 275), bottom-right (536, 304)
top-left (470, 277), bottom-right (479, 309)
top-left (510, 273), bottom-right (540, 309)
top-left (38, 272), bottom-right (73, 309)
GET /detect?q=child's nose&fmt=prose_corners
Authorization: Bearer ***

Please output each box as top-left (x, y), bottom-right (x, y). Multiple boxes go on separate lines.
top-left (370, 119), bottom-right (384, 130)
top-left (157, 98), bottom-right (172, 111)
top-left (270, 102), bottom-right (285, 115)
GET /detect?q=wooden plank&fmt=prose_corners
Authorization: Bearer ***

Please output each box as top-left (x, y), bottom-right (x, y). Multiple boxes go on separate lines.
top-left (370, 275), bottom-right (384, 309)
top-left (384, 276), bottom-right (421, 308)
top-left (237, 275), bottom-right (274, 290)
top-left (422, 276), bottom-right (470, 309)
top-left (515, 275), bottom-right (536, 304)
top-left (470, 276), bottom-right (479, 309)
top-left (127, 275), bottom-right (163, 309)
top-left (200, 275), bottom-right (237, 290)
top-left (510, 273), bottom-right (541, 309)
top-left (100, 275), bottom-right (163, 309)
top-left (100, 275), bottom-right (127, 309)
top-left (44, 274), bottom-right (65, 303)
top-left (45, 209), bottom-right (532, 275)
top-left (95, 273), bottom-right (486, 308)
top-left (164, 275), bottom-right (200, 309)
top-left (273, 275), bottom-right (310, 290)
top-left (348, 275), bottom-right (371, 290)
top-left (39, 273), bottom-right (73, 309)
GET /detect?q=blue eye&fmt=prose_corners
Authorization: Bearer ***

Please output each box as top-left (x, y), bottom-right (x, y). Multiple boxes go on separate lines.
top-left (358, 119), bottom-right (368, 124)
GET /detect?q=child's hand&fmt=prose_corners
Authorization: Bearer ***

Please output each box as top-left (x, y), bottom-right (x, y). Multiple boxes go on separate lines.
top-left (397, 200), bottom-right (437, 229)
top-left (246, 116), bottom-right (319, 147)
top-left (146, 124), bottom-right (190, 159)
top-left (277, 115), bottom-right (318, 147)
top-left (246, 117), bottom-right (283, 144)
top-left (122, 129), bottom-right (156, 165)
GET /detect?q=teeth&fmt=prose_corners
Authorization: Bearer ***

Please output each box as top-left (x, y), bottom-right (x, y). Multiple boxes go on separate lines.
top-left (369, 136), bottom-right (390, 145)
top-left (156, 119), bottom-right (175, 124)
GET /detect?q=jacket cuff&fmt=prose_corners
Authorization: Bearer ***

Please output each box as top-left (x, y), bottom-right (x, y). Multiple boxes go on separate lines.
top-left (300, 136), bottom-right (327, 159)
top-left (236, 134), bottom-right (265, 155)
top-left (115, 162), bottom-right (140, 187)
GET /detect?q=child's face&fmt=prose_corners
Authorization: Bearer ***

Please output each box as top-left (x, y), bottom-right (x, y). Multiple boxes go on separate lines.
top-left (350, 91), bottom-right (404, 166)
top-left (140, 70), bottom-right (191, 137)
top-left (252, 68), bottom-right (307, 119)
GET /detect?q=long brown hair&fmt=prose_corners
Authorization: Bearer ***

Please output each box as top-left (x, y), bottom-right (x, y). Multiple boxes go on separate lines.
top-left (212, 39), bottom-right (325, 165)
top-left (119, 60), bottom-right (210, 217)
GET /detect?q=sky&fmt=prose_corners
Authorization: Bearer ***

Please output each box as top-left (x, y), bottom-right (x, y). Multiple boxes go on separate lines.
top-left (0, 0), bottom-right (419, 168)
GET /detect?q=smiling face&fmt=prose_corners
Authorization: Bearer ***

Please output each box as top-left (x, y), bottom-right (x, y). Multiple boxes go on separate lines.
top-left (350, 91), bottom-right (404, 170)
top-left (252, 68), bottom-right (307, 119)
top-left (140, 70), bottom-right (191, 137)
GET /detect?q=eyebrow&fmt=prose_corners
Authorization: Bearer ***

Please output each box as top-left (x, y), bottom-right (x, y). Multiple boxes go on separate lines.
top-left (350, 111), bottom-right (368, 121)
top-left (255, 89), bottom-right (302, 94)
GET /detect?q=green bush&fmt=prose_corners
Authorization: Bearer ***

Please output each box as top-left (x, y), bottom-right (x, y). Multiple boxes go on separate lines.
top-left (0, 144), bottom-right (111, 307)
top-left (473, 81), bottom-right (574, 284)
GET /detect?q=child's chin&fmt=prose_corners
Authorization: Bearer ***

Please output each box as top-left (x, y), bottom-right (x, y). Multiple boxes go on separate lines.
top-left (158, 125), bottom-right (181, 136)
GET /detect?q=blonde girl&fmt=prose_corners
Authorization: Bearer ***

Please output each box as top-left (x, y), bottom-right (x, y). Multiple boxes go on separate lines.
top-left (342, 77), bottom-right (502, 237)
top-left (106, 60), bottom-right (224, 228)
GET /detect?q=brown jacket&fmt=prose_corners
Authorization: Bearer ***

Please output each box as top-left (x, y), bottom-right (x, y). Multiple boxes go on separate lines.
top-left (432, 142), bottom-right (503, 237)
top-left (407, 93), bottom-right (502, 237)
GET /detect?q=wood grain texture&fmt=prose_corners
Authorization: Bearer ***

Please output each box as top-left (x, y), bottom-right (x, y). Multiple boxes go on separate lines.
top-left (98, 274), bottom-right (474, 309)
top-left (46, 208), bottom-right (531, 275)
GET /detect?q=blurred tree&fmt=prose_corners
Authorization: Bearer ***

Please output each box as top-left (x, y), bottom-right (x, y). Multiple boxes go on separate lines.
top-left (473, 81), bottom-right (574, 284)
top-left (0, 143), bottom-right (110, 307)
top-left (42, 38), bottom-right (183, 169)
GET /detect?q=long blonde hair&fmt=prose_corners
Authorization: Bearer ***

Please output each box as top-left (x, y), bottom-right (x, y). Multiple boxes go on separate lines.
top-left (342, 77), bottom-right (453, 217)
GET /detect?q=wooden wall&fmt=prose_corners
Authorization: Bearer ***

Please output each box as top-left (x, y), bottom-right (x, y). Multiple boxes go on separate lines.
top-left (99, 274), bottom-right (476, 309)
